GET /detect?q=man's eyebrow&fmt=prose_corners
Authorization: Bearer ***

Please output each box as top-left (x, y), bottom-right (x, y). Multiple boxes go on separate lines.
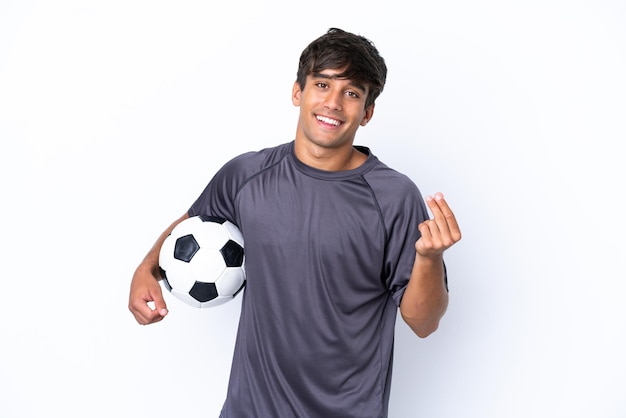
top-left (311, 72), bottom-right (367, 94)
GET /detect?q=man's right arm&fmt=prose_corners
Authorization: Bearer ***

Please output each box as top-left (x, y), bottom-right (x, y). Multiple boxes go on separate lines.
top-left (128, 212), bottom-right (189, 325)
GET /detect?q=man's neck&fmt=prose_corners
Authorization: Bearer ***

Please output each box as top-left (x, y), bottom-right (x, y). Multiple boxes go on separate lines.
top-left (293, 141), bottom-right (367, 171)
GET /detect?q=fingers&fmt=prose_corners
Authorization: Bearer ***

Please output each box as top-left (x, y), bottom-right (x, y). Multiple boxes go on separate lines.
top-left (424, 192), bottom-right (462, 245)
top-left (131, 300), bottom-right (168, 325)
top-left (129, 286), bottom-right (169, 325)
top-left (416, 192), bottom-right (461, 257)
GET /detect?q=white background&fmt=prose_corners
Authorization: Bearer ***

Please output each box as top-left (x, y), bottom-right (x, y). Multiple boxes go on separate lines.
top-left (1, 1), bottom-right (625, 417)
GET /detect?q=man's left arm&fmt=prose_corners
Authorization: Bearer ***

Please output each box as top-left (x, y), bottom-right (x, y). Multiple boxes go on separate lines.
top-left (400, 192), bottom-right (462, 338)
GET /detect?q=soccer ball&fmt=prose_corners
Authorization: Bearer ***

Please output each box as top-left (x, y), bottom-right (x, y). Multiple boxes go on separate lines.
top-left (158, 215), bottom-right (246, 308)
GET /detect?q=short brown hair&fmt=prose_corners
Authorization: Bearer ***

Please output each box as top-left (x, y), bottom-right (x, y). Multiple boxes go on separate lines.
top-left (296, 28), bottom-right (387, 109)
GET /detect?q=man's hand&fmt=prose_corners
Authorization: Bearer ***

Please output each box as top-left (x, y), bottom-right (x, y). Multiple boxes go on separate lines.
top-left (417, 192), bottom-right (461, 257)
top-left (128, 213), bottom-right (189, 325)
top-left (400, 192), bottom-right (460, 337)
top-left (128, 266), bottom-right (168, 325)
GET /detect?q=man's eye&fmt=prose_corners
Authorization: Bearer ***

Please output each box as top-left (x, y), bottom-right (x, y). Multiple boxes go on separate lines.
top-left (346, 91), bottom-right (359, 99)
top-left (316, 82), bottom-right (328, 88)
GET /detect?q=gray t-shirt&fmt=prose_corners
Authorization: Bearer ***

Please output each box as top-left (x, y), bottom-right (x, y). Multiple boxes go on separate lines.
top-left (189, 141), bottom-right (430, 418)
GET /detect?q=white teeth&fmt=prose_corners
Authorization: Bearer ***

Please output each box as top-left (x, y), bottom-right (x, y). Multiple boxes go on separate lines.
top-left (317, 115), bottom-right (341, 126)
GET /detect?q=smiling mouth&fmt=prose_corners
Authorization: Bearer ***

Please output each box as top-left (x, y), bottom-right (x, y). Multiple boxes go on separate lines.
top-left (316, 115), bottom-right (342, 127)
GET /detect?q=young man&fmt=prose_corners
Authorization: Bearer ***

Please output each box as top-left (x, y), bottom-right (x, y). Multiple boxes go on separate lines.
top-left (129, 28), bottom-right (461, 417)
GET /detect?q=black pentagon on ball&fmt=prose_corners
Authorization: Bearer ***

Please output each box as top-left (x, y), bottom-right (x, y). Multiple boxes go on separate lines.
top-left (189, 281), bottom-right (219, 302)
top-left (221, 240), bottom-right (244, 267)
top-left (174, 234), bottom-right (200, 262)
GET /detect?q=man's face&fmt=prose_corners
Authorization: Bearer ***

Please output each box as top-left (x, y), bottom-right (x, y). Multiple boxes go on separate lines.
top-left (292, 68), bottom-right (374, 151)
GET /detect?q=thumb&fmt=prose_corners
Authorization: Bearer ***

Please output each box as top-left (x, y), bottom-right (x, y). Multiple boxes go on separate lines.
top-left (151, 288), bottom-right (169, 317)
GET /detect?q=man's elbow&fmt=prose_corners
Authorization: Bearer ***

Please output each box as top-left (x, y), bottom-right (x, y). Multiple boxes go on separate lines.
top-left (400, 295), bottom-right (448, 338)
top-left (402, 314), bottom-right (441, 338)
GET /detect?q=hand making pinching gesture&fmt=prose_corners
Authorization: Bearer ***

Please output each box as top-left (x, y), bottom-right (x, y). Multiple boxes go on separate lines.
top-left (417, 192), bottom-right (462, 257)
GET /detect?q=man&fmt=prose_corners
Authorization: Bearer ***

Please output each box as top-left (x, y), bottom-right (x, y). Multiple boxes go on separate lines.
top-left (129, 27), bottom-right (461, 417)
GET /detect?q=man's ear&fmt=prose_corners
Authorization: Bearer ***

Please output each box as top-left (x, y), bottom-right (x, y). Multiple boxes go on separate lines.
top-left (360, 104), bottom-right (375, 126)
top-left (292, 81), bottom-right (302, 106)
